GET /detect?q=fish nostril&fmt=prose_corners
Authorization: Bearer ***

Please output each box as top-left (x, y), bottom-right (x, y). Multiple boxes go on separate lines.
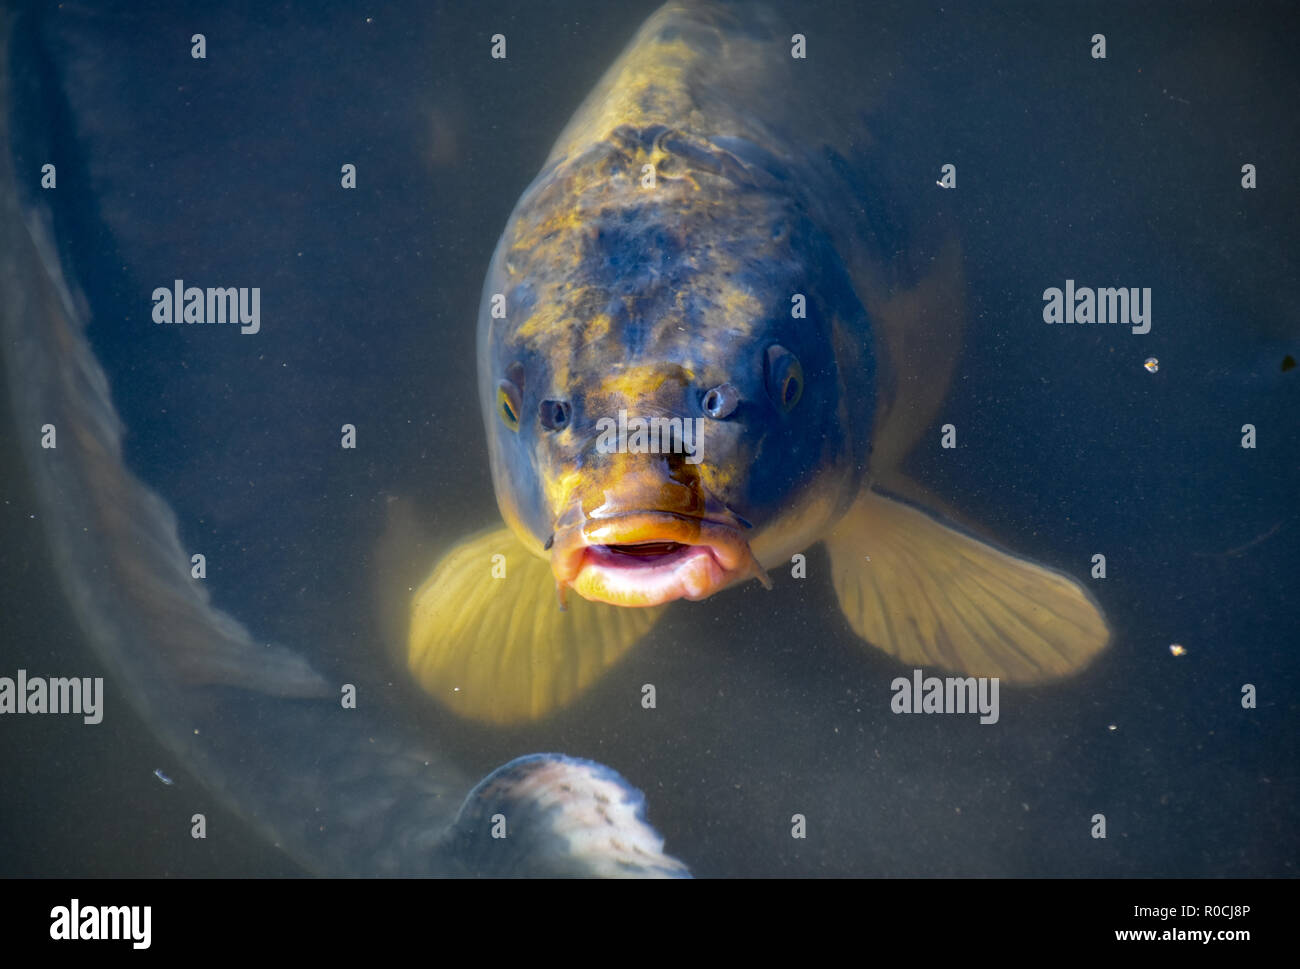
top-left (701, 383), bottom-right (740, 419)
top-left (764, 345), bottom-right (803, 412)
top-left (539, 399), bottom-right (571, 431)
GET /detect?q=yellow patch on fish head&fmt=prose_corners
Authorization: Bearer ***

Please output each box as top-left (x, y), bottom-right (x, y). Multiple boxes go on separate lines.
top-left (476, 105), bottom-right (876, 605)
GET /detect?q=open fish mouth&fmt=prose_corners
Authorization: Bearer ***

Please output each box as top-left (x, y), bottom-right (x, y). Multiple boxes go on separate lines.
top-left (550, 511), bottom-right (772, 607)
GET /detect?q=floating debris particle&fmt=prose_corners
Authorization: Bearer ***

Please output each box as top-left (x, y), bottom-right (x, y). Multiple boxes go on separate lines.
top-left (1143, 357), bottom-right (1159, 373)
top-left (153, 768), bottom-right (174, 786)
top-left (1169, 643), bottom-right (1187, 657)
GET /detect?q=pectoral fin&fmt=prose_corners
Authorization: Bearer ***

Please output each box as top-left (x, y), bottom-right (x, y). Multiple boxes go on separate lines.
top-left (826, 489), bottom-right (1108, 681)
top-left (408, 527), bottom-right (664, 724)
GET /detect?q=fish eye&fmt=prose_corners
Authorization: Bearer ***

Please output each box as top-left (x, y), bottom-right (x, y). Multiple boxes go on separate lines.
top-left (496, 379), bottom-right (522, 431)
top-left (701, 383), bottom-right (740, 419)
top-left (538, 398), bottom-right (571, 431)
top-left (765, 345), bottom-right (803, 412)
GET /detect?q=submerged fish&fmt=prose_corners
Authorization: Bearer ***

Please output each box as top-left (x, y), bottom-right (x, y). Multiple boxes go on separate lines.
top-left (408, 1), bottom-right (1110, 724)
top-left (0, 6), bottom-right (685, 877)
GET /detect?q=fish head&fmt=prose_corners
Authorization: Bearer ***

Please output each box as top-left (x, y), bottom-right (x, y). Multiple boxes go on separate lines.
top-left (478, 131), bottom-right (874, 607)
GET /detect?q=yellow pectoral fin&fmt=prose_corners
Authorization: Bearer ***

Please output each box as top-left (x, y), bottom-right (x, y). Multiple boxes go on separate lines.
top-left (826, 489), bottom-right (1109, 682)
top-left (408, 527), bottom-right (663, 725)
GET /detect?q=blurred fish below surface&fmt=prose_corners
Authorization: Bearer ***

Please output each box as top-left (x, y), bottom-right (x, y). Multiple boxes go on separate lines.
top-left (0, 0), bottom-right (1296, 879)
top-left (0, 1), bottom-right (689, 878)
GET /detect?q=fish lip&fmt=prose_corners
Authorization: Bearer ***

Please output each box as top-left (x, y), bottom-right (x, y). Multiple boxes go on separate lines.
top-left (550, 511), bottom-right (769, 607)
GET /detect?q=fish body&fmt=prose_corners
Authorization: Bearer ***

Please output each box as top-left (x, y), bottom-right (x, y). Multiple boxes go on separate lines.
top-left (409, 2), bottom-right (1110, 724)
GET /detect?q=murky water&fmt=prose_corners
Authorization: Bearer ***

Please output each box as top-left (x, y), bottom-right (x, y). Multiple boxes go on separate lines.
top-left (2, 0), bottom-right (1296, 876)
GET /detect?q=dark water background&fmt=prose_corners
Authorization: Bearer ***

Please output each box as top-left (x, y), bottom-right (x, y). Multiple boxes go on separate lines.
top-left (1, 0), bottom-right (1296, 875)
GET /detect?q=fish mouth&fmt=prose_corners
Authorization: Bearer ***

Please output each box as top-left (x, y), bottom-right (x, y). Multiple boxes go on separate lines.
top-left (550, 511), bottom-right (772, 608)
